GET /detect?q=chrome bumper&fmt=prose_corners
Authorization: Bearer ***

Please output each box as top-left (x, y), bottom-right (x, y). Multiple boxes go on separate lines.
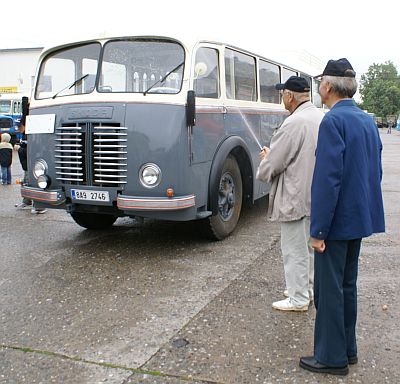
top-left (21, 186), bottom-right (195, 211)
top-left (117, 194), bottom-right (195, 210)
top-left (21, 186), bottom-right (66, 205)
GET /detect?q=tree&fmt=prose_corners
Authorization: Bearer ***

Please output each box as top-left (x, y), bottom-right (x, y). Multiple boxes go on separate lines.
top-left (359, 61), bottom-right (400, 118)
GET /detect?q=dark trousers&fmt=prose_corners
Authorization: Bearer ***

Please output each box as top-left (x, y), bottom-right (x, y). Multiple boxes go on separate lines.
top-left (314, 239), bottom-right (361, 367)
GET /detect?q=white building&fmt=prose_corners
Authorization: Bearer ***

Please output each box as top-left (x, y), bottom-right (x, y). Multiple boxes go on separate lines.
top-left (0, 47), bottom-right (43, 98)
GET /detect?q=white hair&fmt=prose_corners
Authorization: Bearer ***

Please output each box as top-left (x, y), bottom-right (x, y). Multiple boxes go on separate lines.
top-left (324, 76), bottom-right (358, 98)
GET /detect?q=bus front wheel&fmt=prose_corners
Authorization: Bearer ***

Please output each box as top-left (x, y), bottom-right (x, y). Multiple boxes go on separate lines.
top-left (70, 212), bottom-right (117, 230)
top-left (205, 155), bottom-right (243, 240)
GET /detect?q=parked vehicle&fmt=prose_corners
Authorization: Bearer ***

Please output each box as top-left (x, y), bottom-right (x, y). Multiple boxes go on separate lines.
top-left (22, 35), bottom-right (321, 239)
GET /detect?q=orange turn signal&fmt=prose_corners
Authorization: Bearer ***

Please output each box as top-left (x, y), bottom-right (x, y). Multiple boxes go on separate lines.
top-left (166, 188), bottom-right (174, 198)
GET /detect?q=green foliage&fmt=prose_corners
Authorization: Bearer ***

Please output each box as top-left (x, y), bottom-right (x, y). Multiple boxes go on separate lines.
top-left (359, 61), bottom-right (400, 118)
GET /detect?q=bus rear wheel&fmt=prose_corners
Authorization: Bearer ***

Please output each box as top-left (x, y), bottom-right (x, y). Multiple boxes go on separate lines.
top-left (70, 212), bottom-right (117, 230)
top-left (204, 155), bottom-right (243, 240)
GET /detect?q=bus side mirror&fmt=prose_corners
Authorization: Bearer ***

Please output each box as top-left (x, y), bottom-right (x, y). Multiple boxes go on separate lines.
top-left (186, 90), bottom-right (196, 127)
top-left (22, 96), bottom-right (29, 121)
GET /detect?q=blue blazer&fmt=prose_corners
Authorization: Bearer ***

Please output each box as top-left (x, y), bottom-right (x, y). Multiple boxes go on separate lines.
top-left (311, 99), bottom-right (385, 240)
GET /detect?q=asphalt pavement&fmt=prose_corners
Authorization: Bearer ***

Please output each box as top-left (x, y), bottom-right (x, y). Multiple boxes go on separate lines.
top-left (0, 130), bottom-right (399, 384)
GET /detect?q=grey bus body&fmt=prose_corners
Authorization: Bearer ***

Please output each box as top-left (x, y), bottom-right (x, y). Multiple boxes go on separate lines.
top-left (22, 36), bottom-right (317, 239)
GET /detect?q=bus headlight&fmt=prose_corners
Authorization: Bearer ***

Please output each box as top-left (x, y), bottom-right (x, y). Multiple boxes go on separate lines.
top-left (139, 163), bottom-right (161, 188)
top-left (33, 159), bottom-right (48, 179)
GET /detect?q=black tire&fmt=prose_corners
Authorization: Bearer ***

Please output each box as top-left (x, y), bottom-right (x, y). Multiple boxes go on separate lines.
top-left (204, 155), bottom-right (243, 240)
top-left (70, 212), bottom-right (117, 230)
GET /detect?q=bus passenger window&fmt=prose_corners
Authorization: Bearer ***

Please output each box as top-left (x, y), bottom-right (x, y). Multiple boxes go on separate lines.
top-left (225, 49), bottom-right (256, 101)
top-left (259, 60), bottom-right (280, 103)
top-left (194, 48), bottom-right (220, 98)
top-left (311, 78), bottom-right (322, 108)
top-left (281, 68), bottom-right (297, 83)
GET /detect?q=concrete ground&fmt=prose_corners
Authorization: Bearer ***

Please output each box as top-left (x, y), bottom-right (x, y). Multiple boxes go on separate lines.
top-left (0, 130), bottom-right (399, 383)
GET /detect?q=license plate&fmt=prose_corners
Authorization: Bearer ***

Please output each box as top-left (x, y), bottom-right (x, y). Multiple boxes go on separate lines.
top-left (71, 189), bottom-right (110, 202)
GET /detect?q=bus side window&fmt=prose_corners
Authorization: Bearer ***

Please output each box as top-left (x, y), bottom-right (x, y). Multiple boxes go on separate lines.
top-left (225, 49), bottom-right (256, 101)
top-left (194, 48), bottom-right (220, 98)
top-left (312, 78), bottom-right (322, 108)
top-left (281, 67), bottom-right (297, 83)
top-left (259, 60), bottom-right (280, 104)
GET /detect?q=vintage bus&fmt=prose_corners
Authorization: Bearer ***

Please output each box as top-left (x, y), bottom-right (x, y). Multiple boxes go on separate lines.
top-left (0, 95), bottom-right (23, 141)
top-left (22, 36), bottom-right (321, 239)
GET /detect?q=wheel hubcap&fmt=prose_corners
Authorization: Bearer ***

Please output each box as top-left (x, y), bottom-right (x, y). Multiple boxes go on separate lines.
top-left (218, 172), bottom-right (235, 221)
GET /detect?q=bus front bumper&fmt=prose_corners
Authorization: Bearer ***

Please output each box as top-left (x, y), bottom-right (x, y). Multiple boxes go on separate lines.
top-left (117, 194), bottom-right (196, 211)
top-left (21, 186), bottom-right (196, 211)
top-left (21, 186), bottom-right (66, 205)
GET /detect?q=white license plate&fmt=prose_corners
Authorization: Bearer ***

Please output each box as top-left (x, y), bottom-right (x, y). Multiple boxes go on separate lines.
top-left (71, 189), bottom-right (110, 202)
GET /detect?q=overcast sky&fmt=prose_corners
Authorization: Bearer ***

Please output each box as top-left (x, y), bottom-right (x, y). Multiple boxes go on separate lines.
top-left (2, 0), bottom-right (397, 79)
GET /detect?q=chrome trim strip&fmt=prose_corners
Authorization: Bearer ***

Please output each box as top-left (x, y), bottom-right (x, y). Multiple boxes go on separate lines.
top-left (117, 194), bottom-right (195, 210)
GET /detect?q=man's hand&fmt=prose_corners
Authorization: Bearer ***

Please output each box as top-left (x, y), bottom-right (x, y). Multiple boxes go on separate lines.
top-left (14, 144), bottom-right (20, 151)
top-left (311, 237), bottom-right (326, 253)
top-left (259, 146), bottom-right (270, 161)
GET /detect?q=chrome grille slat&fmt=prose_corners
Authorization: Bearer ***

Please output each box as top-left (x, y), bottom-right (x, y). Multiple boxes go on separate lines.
top-left (94, 156), bottom-right (127, 160)
top-left (56, 144), bottom-right (82, 148)
top-left (94, 162), bottom-right (127, 166)
top-left (94, 174), bottom-right (127, 178)
top-left (56, 132), bottom-right (82, 136)
top-left (55, 155), bottom-right (82, 159)
top-left (56, 177), bottom-right (84, 181)
top-left (57, 171), bottom-right (84, 176)
top-left (93, 133), bottom-right (128, 136)
top-left (55, 149), bottom-right (81, 153)
top-left (94, 180), bottom-right (127, 184)
top-left (56, 166), bottom-right (82, 170)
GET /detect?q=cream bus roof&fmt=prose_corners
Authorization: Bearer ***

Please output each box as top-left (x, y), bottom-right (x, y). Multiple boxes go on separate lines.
top-left (39, 35), bottom-right (323, 78)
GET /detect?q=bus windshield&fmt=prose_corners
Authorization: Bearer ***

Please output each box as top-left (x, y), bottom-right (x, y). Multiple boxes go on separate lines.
top-left (36, 43), bottom-right (101, 100)
top-left (0, 100), bottom-right (11, 114)
top-left (99, 40), bottom-right (184, 94)
top-left (35, 39), bottom-right (185, 99)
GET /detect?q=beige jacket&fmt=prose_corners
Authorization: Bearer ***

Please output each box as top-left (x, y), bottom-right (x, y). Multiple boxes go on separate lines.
top-left (256, 101), bottom-right (324, 222)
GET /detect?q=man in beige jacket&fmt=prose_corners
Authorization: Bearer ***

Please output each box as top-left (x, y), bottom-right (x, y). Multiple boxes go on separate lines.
top-left (257, 76), bottom-right (324, 311)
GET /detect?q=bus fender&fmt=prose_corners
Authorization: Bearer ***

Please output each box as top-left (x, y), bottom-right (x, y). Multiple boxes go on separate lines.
top-left (208, 135), bottom-right (252, 215)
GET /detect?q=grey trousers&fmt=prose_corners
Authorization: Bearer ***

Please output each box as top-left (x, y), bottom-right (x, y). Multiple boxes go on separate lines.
top-left (280, 217), bottom-right (314, 307)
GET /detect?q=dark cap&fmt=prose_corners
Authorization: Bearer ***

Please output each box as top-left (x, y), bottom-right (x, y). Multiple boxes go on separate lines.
top-left (316, 58), bottom-right (356, 78)
top-left (275, 76), bottom-right (310, 92)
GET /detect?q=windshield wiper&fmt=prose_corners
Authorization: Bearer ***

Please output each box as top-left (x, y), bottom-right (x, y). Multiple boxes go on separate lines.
top-left (143, 62), bottom-right (184, 95)
top-left (52, 74), bottom-right (89, 99)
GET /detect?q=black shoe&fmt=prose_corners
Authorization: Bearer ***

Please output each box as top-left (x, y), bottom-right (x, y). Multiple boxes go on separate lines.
top-left (299, 356), bottom-right (349, 376)
top-left (348, 355), bottom-right (358, 365)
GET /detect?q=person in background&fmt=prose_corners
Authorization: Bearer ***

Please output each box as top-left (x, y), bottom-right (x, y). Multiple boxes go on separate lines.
top-left (299, 58), bottom-right (385, 376)
top-left (387, 121), bottom-right (392, 134)
top-left (256, 76), bottom-right (324, 312)
top-left (14, 120), bottom-right (47, 214)
top-left (0, 132), bottom-right (13, 185)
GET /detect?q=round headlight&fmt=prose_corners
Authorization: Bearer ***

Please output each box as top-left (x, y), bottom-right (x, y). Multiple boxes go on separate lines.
top-left (139, 163), bottom-right (161, 188)
top-left (37, 174), bottom-right (49, 189)
top-left (33, 159), bottom-right (48, 179)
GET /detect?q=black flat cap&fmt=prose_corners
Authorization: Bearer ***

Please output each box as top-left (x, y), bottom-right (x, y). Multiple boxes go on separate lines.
top-left (275, 76), bottom-right (310, 92)
top-left (316, 58), bottom-right (356, 78)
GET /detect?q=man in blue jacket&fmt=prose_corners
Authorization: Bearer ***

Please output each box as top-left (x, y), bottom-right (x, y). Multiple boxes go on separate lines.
top-left (299, 58), bottom-right (385, 376)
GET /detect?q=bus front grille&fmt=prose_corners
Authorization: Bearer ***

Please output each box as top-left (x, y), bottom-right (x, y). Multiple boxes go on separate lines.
top-left (55, 122), bottom-right (127, 187)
